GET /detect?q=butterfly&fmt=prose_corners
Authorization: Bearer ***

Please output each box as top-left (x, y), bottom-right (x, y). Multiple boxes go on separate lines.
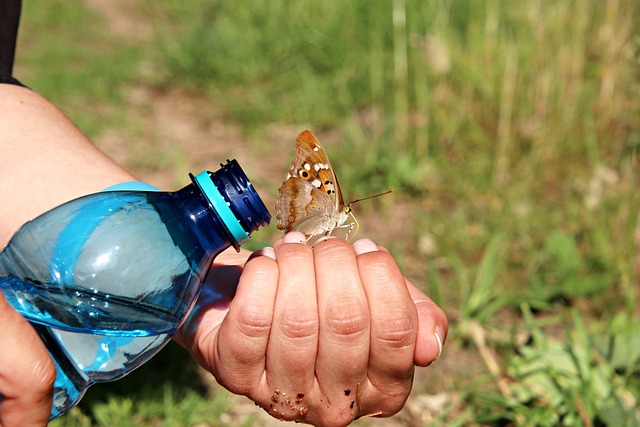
top-left (276, 130), bottom-right (391, 240)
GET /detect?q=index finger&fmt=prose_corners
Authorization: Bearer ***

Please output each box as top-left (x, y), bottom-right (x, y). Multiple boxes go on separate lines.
top-left (0, 293), bottom-right (55, 426)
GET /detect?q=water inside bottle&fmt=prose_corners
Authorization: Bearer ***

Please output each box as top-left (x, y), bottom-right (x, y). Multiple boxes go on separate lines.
top-left (1, 275), bottom-right (178, 337)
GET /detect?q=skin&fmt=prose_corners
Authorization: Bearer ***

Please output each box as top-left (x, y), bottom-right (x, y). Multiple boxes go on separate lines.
top-left (177, 234), bottom-right (447, 426)
top-left (0, 84), bottom-right (448, 427)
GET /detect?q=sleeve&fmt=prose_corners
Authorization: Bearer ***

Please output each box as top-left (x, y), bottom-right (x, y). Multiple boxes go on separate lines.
top-left (0, 0), bottom-right (24, 86)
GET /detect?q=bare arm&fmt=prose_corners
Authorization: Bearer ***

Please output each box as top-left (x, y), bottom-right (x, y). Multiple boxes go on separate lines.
top-left (0, 84), bottom-right (136, 426)
top-left (0, 84), bottom-right (135, 246)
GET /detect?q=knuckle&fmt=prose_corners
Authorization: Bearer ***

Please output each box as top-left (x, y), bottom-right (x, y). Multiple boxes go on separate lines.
top-left (315, 239), bottom-right (354, 262)
top-left (279, 244), bottom-right (313, 262)
top-left (235, 305), bottom-right (272, 340)
top-left (366, 257), bottom-right (399, 283)
top-left (224, 305), bottom-right (272, 367)
top-left (30, 356), bottom-right (56, 394)
top-left (276, 308), bottom-right (318, 342)
top-left (248, 261), bottom-right (277, 280)
top-left (373, 311), bottom-right (417, 349)
top-left (323, 302), bottom-right (369, 337)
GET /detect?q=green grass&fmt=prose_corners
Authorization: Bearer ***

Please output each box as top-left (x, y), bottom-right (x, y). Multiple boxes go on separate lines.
top-left (15, 0), bottom-right (640, 425)
top-left (50, 342), bottom-right (255, 427)
top-left (15, 0), bottom-right (143, 136)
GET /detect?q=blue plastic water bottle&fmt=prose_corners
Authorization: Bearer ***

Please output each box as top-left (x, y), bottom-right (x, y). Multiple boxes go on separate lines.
top-left (0, 160), bottom-right (270, 419)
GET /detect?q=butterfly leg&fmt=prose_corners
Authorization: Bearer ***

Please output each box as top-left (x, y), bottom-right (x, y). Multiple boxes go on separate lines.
top-left (343, 211), bottom-right (359, 242)
top-left (305, 223), bottom-right (327, 241)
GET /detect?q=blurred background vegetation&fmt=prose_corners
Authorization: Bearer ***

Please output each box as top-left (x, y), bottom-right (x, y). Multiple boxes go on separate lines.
top-left (14, 0), bottom-right (640, 425)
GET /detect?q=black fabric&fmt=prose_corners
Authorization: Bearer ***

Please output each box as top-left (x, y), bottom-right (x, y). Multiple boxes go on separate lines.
top-left (0, 0), bottom-right (22, 85)
top-left (0, 71), bottom-right (23, 86)
top-left (0, 0), bottom-right (21, 73)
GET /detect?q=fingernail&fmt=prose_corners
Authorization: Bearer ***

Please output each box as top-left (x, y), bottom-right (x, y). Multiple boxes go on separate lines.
top-left (247, 247), bottom-right (276, 262)
top-left (434, 326), bottom-right (445, 359)
top-left (259, 247), bottom-right (276, 260)
top-left (283, 231), bottom-right (307, 244)
top-left (353, 238), bottom-right (378, 255)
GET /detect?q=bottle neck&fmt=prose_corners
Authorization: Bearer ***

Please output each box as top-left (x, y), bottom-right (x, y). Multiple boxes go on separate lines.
top-left (189, 160), bottom-right (271, 251)
top-left (191, 171), bottom-right (248, 250)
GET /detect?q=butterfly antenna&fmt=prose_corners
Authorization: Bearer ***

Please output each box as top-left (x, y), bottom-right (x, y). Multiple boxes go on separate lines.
top-left (347, 189), bottom-right (394, 208)
top-left (343, 190), bottom-right (392, 241)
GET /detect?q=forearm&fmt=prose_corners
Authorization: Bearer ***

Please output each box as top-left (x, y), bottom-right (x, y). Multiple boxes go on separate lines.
top-left (0, 84), bottom-right (135, 246)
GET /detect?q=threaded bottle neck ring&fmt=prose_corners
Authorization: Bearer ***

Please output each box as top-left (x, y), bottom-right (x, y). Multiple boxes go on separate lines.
top-left (191, 159), bottom-right (271, 249)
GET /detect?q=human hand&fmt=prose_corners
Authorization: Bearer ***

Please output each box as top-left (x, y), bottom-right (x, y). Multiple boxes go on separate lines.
top-left (0, 293), bottom-right (55, 427)
top-left (177, 231), bottom-right (448, 426)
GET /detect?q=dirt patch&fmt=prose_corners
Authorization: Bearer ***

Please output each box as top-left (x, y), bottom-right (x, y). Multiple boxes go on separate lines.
top-left (85, 0), bottom-right (152, 41)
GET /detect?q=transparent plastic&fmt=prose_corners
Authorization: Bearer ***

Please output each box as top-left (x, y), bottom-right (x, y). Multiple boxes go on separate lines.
top-left (0, 160), bottom-right (270, 419)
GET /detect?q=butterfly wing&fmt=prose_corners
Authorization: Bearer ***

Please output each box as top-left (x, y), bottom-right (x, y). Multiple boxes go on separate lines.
top-left (276, 177), bottom-right (338, 235)
top-left (276, 130), bottom-right (347, 236)
top-left (287, 130), bottom-right (344, 210)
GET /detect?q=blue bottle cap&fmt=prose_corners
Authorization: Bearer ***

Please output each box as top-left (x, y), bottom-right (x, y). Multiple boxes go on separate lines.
top-left (192, 160), bottom-right (271, 248)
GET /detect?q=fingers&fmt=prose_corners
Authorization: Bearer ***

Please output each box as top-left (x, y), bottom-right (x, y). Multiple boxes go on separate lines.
top-left (264, 233), bottom-right (319, 407)
top-left (209, 230), bottom-right (326, 415)
top-left (371, 244), bottom-right (448, 367)
top-left (174, 247), bottom-right (254, 365)
top-left (314, 237), bottom-right (370, 417)
top-left (209, 247), bottom-right (278, 395)
top-left (406, 278), bottom-right (448, 367)
top-left (200, 232), bottom-right (448, 426)
top-left (0, 293), bottom-right (55, 427)
top-left (352, 238), bottom-right (418, 417)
